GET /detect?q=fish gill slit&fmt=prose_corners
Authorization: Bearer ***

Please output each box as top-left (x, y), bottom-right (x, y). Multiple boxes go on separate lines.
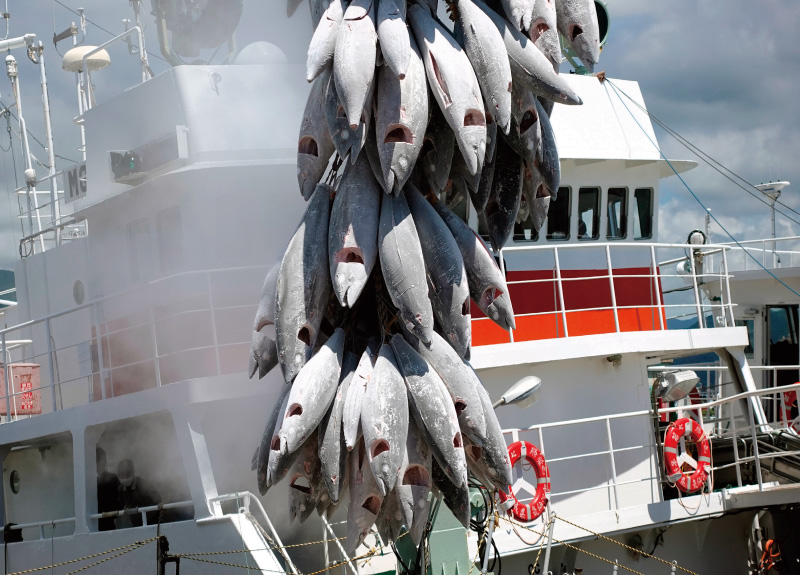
top-left (520, 109), bottom-right (538, 134)
top-left (481, 286), bottom-right (503, 308)
top-left (453, 431), bottom-right (463, 449)
top-left (298, 136), bottom-right (319, 157)
top-left (536, 183), bottom-right (549, 198)
top-left (429, 52), bottom-right (452, 106)
top-left (270, 435), bottom-right (281, 451)
top-left (402, 465), bottom-right (430, 487)
top-left (469, 444), bottom-right (483, 462)
top-left (362, 495), bottom-right (381, 515)
top-left (454, 400), bottom-right (467, 417)
top-left (463, 109), bottom-right (486, 127)
top-left (421, 137), bottom-right (435, 158)
top-left (384, 124), bottom-right (414, 144)
top-left (288, 403), bottom-right (303, 418)
top-left (337, 104), bottom-right (347, 119)
top-left (570, 24), bottom-right (584, 41)
top-left (461, 297), bottom-right (470, 316)
top-left (298, 326), bottom-right (312, 347)
top-left (358, 441), bottom-right (366, 468)
top-left (336, 247), bottom-right (364, 265)
top-left (371, 439), bottom-right (390, 458)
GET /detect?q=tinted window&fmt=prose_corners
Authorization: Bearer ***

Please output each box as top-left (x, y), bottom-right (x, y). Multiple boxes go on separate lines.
top-left (634, 188), bottom-right (653, 239)
top-left (577, 187), bottom-right (600, 240)
top-left (546, 187), bottom-right (570, 240)
top-left (607, 187), bottom-right (628, 239)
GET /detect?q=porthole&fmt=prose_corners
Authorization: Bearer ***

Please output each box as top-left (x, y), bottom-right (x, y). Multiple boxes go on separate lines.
top-left (73, 280), bottom-right (85, 305)
top-left (9, 470), bottom-right (19, 494)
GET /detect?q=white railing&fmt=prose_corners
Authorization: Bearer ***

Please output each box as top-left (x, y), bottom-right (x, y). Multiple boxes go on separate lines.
top-left (708, 235), bottom-right (800, 273)
top-left (0, 264), bottom-right (265, 423)
top-left (502, 382), bottom-right (800, 519)
top-left (474, 242), bottom-right (736, 344)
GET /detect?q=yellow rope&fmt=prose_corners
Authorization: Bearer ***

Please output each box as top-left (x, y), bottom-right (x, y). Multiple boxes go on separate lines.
top-left (7, 538), bottom-right (157, 575)
top-left (181, 546), bottom-right (380, 574)
top-left (177, 536), bottom-right (349, 557)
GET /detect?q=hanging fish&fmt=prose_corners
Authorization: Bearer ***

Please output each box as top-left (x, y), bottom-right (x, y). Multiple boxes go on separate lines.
top-left (319, 352), bottom-right (358, 503)
top-left (325, 70), bottom-right (372, 162)
top-left (376, 489), bottom-right (405, 544)
top-left (522, 160), bottom-right (550, 233)
top-left (289, 434), bottom-right (323, 524)
top-left (536, 98), bottom-right (560, 195)
top-left (474, 142), bottom-right (497, 213)
top-left (343, 343), bottom-right (379, 451)
top-left (297, 71), bottom-right (336, 201)
top-left (517, 188), bottom-right (531, 223)
top-left (457, 0), bottom-right (513, 134)
top-left (448, 150), bottom-right (482, 215)
top-left (275, 184), bottom-right (334, 383)
top-left (431, 458), bottom-right (471, 528)
top-left (334, 0), bottom-right (378, 129)
top-left (255, 385), bottom-right (292, 494)
top-left (307, 0), bottom-right (347, 82)
top-left (328, 154), bottom-right (382, 308)
top-left (431, 199), bottom-right (516, 331)
top-left (378, 192), bottom-right (434, 346)
top-left (375, 35), bottom-right (429, 194)
top-left (396, 418), bottom-right (432, 545)
top-left (408, 3), bottom-right (487, 177)
top-left (346, 438), bottom-right (385, 554)
top-left (279, 328), bottom-right (345, 455)
top-left (555, 0), bottom-right (600, 72)
top-left (310, 0), bottom-right (333, 30)
top-left (377, 0), bottom-right (411, 79)
top-left (406, 185), bottom-right (471, 358)
top-left (499, 0), bottom-right (534, 31)
top-left (509, 84), bottom-right (543, 164)
top-left (420, 102), bottom-right (456, 194)
top-left (475, 0), bottom-right (582, 106)
top-left (391, 334), bottom-right (468, 489)
top-left (530, 0), bottom-right (561, 72)
top-left (485, 134), bottom-right (523, 252)
top-left (267, 390), bottom-right (301, 490)
top-left (249, 262), bottom-right (281, 380)
top-left (473, 379), bottom-right (514, 490)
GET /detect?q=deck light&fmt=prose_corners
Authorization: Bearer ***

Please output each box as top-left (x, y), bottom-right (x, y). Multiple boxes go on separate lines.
top-left (656, 370), bottom-right (700, 402)
top-left (493, 376), bottom-right (542, 409)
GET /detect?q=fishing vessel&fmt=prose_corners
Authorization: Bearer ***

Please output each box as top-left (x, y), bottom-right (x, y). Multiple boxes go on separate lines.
top-left (0, 2), bottom-right (797, 575)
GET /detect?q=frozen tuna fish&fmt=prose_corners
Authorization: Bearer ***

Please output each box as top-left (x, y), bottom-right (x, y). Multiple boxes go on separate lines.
top-left (396, 418), bottom-right (432, 545)
top-left (307, 0), bottom-right (346, 82)
top-left (346, 438), bottom-right (385, 554)
top-left (473, 380), bottom-right (514, 490)
top-left (536, 98), bottom-right (560, 194)
top-left (325, 69), bottom-right (373, 162)
top-left (249, 262), bottom-right (280, 379)
top-left (289, 434), bottom-right (323, 524)
top-left (432, 458), bottom-right (470, 528)
top-left (530, 0), bottom-right (561, 71)
top-left (499, 0), bottom-right (534, 31)
top-left (319, 352), bottom-right (358, 502)
top-left (255, 385), bottom-right (292, 494)
top-left (485, 135), bottom-right (523, 252)
top-left (555, 0), bottom-right (600, 72)
top-left (377, 0), bottom-right (411, 78)
top-left (297, 71), bottom-right (336, 200)
top-left (343, 343), bottom-right (379, 451)
top-left (334, 0), bottom-right (378, 129)
top-left (420, 103), bottom-right (455, 193)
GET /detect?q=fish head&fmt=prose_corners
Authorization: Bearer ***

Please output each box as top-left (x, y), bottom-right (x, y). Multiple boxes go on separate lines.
top-left (485, 290), bottom-right (516, 331)
top-left (380, 122), bottom-right (418, 193)
top-left (249, 331), bottom-right (279, 379)
top-left (456, 119), bottom-right (487, 176)
top-left (346, 493), bottom-right (383, 554)
top-left (566, 22), bottom-right (599, 72)
top-left (289, 472), bottom-right (317, 524)
top-left (333, 247), bottom-right (370, 307)
top-left (532, 192), bottom-right (551, 233)
top-left (401, 310), bottom-right (433, 347)
top-left (297, 144), bottom-right (326, 200)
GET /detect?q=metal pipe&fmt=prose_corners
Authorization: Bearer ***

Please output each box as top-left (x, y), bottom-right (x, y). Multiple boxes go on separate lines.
top-left (554, 248), bottom-right (568, 337)
top-left (480, 508), bottom-right (497, 575)
top-left (747, 401), bottom-right (763, 491)
top-left (44, 318), bottom-right (57, 411)
top-left (730, 409), bottom-right (742, 487)
top-left (36, 41), bottom-right (60, 245)
top-left (687, 250), bottom-right (704, 328)
top-left (606, 245), bottom-right (620, 333)
top-left (2, 333), bottom-right (9, 420)
top-left (82, 26), bottom-right (150, 110)
top-left (605, 418), bottom-right (620, 514)
top-left (542, 509), bottom-right (556, 575)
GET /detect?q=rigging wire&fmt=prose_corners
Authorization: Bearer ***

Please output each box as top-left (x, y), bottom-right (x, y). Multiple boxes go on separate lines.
top-left (0, 98), bottom-right (78, 166)
top-left (604, 80), bottom-right (800, 300)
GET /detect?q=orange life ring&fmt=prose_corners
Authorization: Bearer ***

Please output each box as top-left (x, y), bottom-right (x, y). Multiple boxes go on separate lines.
top-left (498, 441), bottom-right (550, 522)
top-left (663, 417), bottom-right (711, 493)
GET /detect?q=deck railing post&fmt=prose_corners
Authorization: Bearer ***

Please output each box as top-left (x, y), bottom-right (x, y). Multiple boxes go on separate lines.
top-left (149, 306), bottom-right (162, 388)
top-left (2, 333), bottom-right (9, 421)
top-left (748, 400), bottom-right (764, 491)
top-left (687, 251), bottom-right (704, 328)
top-left (45, 318), bottom-right (57, 411)
top-left (650, 246), bottom-right (665, 330)
top-left (606, 245), bottom-right (620, 333)
top-left (554, 248), bottom-right (569, 337)
top-left (605, 418), bottom-right (620, 514)
top-left (722, 248), bottom-right (735, 327)
top-left (730, 409), bottom-right (742, 487)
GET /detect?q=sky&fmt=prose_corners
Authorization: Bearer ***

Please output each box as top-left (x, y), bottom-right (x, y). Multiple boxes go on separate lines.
top-left (0, 0), bottom-right (796, 268)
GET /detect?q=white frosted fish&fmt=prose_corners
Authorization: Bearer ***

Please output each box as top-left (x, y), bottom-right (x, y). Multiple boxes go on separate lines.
top-left (376, 490), bottom-right (404, 545)
top-left (420, 104), bottom-right (455, 193)
top-left (328, 154), bottom-right (381, 308)
top-left (324, 72), bottom-right (373, 163)
top-left (279, 329), bottom-right (345, 455)
top-left (343, 343), bottom-right (379, 450)
top-left (405, 185), bottom-right (471, 358)
top-left (499, 0), bottom-right (534, 31)
top-left (311, 0), bottom-right (333, 30)
top-left (319, 352), bottom-right (358, 503)
top-left (475, 0), bottom-right (582, 106)
top-left (391, 334), bottom-right (468, 489)
top-left (307, 0), bottom-right (346, 82)
top-left (408, 4), bottom-right (487, 177)
top-left (334, 0), bottom-right (378, 129)
top-left (456, 0), bottom-right (513, 135)
top-left (510, 82), bottom-right (543, 163)
top-left (431, 199), bottom-right (516, 331)
top-left (297, 70), bottom-right (336, 201)
top-left (256, 385), bottom-right (292, 494)
top-left (275, 184), bottom-right (333, 383)
top-left (375, 35), bottom-right (429, 194)
top-left (379, 192), bottom-right (434, 346)
top-left (289, 434), bottom-right (323, 524)
top-left (536, 97), bottom-right (560, 195)
top-left (485, 134), bottom-right (523, 252)
top-left (473, 379), bottom-right (514, 490)
top-left (346, 438), bottom-right (385, 554)
top-left (555, 0), bottom-right (600, 72)
top-left (249, 262), bottom-right (280, 380)
top-left (361, 344), bottom-right (409, 495)
top-left (431, 457), bottom-right (470, 528)
top-left (522, 160), bottom-right (550, 233)
top-left (396, 418), bottom-right (432, 545)
top-left (530, 0), bottom-right (561, 71)
top-left (377, 0), bottom-right (411, 79)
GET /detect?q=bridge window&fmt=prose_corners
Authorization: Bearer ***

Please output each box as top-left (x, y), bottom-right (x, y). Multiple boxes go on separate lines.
top-left (577, 187), bottom-right (600, 240)
top-left (607, 187), bottom-right (628, 239)
top-left (634, 188), bottom-right (653, 239)
top-left (546, 187), bottom-right (571, 240)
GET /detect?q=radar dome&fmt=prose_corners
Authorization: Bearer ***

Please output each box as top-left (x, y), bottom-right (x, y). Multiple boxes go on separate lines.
top-left (234, 42), bottom-right (288, 65)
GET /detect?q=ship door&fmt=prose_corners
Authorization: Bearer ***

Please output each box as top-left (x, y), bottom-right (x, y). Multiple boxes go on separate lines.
top-left (766, 305), bottom-right (800, 421)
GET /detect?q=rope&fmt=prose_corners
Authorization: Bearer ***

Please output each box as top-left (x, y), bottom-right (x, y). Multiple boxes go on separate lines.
top-left (176, 536), bottom-right (348, 557)
top-left (180, 546), bottom-right (379, 575)
top-left (7, 538), bottom-right (157, 575)
top-left (603, 79), bottom-right (800, 301)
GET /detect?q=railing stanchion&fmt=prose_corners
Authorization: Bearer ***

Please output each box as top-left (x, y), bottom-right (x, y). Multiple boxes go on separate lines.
top-left (149, 307), bottom-right (162, 387)
top-left (2, 333), bottom-right (9, 420)
top-left (554, 248), bottom-right (569, 337)
top-left (606, 245), bottom-right (620, 333)
top-left (722, 248), bottom-right (735, 327)
top-left (605, 418), bottom-right (620, 514)
top-left (730, 408), bottom-right (742, 487)
top-left (687, 250), bottom-right (704, 328)
top-left (499, 248), bottom-right (514, 343)
top-left (748, 400), bottom-right (764, 491)
top-left (650, 246), bottom-right (665, 330)
top-left (45, 318), bottom-right (57, 411)
top-left (208, 273), bottom-right (222, 374)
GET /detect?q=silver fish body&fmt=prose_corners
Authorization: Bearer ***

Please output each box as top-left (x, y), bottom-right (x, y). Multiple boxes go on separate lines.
top-left (475, 0), bottom-right (582, 106)
top-left (474, 380), bottom-right (514, 490)
top-left (499, 0), bottom-right (534, 31)
top-left (289, 434), bottom-right (323, 524)
top-left (347, 438), bottom-right (385, 554)
top-left (408, 4), bottom-right (487, 176)
top-left (421, 103), bottom-right (456, 193)
top-left (319, 352), bottom-right (358, 503)
top-left (275, 184), bottom-right (333, 383)
top-left (249, 262), bottom-right (281, 379)
top-left (522, 160), bottom-right (550, 233)
top-left (457, 0), bottom-right (512, 134)
top-left (334, 0), bottom-right (378, 129)
top-left (325, 71), bottom-right (371, 162)
top-left (375, 36), bottom-right (429, 194)
top-left (536, 98), bottom-right (560, 194)
top-left (510, 83), bottom-right (543, 164)
top-left (405, 185), bottom-right (471, 358)
top-left (431, 200), bottom-right (516, 331)
top-left (530, 0), bottom-right (561, 71)
top-left (279, 328), bottom-right (345, 455)
top-left (256, 385), bottom-right (292, 494)
top-left (474, 141), bottom-right (497, 213)
top-left (378, 192), bottom-right (434, 345)
top-left (555, 0), bottom-right (600, 72)
top-left (361, 344), bottom-right (409, 495)
top-left (377, 0), bottom-right (411, 79)
top-left (485, 135), bottom-right (523, 252)
top-left (391, 334), bottom-right (468, 488)
top-left (307, 0), bottom-right (346, 82)
top-left (396, 418), bottom-right (432, 545)
top-left (298, 71), bottom-right (336, 200)
top-left (310, 0), bottom-right (332, 30)
top-left (328, 154), bottom-right (382, 308)
top-left (447, 150), bottom-right (481, 214)
top-left (343, 344), bottom-right (379, 450)
top-left (431, 458), bottom-right (470, 528)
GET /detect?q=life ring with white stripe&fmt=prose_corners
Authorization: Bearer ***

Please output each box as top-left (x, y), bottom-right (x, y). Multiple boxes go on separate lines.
top-left (497, 441), bottom-right (550, 522)
top-left (663, 417), bottom-right (711, 494)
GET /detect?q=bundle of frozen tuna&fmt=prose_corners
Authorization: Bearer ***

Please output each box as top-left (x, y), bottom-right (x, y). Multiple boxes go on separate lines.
top-left (250, 0), bottom-right (601, 554)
